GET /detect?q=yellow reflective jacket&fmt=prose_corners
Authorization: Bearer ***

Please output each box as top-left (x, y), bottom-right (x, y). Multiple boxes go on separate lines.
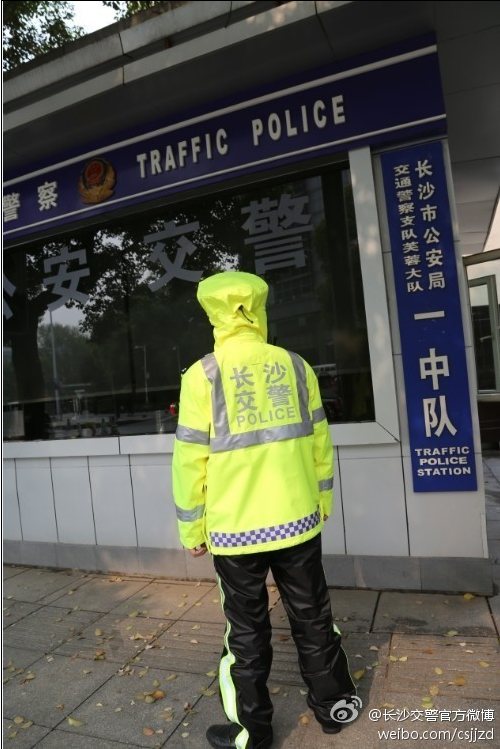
top-left (172, 271), bottom-right (334, 555)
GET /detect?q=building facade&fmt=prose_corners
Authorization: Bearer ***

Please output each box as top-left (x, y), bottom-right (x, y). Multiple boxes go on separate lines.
top-left (3, 1), bottom-right (500, 593)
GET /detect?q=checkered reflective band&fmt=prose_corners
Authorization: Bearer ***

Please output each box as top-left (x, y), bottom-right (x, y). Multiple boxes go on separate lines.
top-left (210, 510), bottom-right (321, 548)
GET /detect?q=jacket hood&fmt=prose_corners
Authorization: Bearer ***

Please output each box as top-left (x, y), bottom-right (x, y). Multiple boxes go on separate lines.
top-left (197, 271), bottom-right (268, 347)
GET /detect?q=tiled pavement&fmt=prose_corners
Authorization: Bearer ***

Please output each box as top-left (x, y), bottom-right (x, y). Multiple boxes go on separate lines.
top-left (3, 455), bottom-right (500, 748)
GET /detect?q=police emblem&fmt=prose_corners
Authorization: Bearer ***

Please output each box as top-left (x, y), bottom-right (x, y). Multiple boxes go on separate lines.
top-left (78, 158), bottom-right (116, 204)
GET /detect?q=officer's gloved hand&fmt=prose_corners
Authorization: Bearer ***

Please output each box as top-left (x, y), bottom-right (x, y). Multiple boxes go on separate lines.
top-left (189, 544), bottom-right (208, 557)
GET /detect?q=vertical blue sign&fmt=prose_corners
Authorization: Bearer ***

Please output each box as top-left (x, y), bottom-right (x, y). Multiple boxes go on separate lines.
top-left (381, 141), bottom-right (477, 492)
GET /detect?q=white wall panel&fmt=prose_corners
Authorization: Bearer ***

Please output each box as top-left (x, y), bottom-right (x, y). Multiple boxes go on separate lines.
top-left (341, 453), bottom-right (409, 556)
top-left (404, 454), bottom-right (487, 558)
top-left (3, 459), bottom-right (22, 540)
top-left (89, 456), bottom-right (137, 547)
top-left (51, 457), bottom-right (96, 545)
top-left (16, 458), bottom-right (57, 542)
top-left (130, 454), bottom-right (181, 549)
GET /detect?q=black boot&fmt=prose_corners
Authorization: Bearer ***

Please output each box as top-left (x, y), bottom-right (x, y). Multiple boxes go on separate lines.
top-left (206, 723), bottom-right (273, 748)
top-left (305, 694), bottom-right (343, 734)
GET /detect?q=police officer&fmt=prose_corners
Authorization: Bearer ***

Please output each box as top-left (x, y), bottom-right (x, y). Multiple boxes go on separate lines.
top-left (172, 271), bottom-right (355, 749)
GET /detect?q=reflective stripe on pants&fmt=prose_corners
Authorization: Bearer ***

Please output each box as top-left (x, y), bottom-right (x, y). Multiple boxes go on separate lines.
top-left (213, 534), bottom-right (356, 743)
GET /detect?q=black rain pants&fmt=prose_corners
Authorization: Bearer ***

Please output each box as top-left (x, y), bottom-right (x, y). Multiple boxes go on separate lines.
top-left (213, 533), bottom-right (355, 747)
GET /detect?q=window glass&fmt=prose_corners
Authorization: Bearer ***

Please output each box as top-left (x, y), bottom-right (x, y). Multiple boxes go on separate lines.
top-left (3, 164), bottom-right (375, 441)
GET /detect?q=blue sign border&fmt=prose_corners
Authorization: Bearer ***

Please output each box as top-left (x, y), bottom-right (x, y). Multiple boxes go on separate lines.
top-left (4, 36), bottom-right (446, 243)
top-left (381, 141), bottom-right (477, 492)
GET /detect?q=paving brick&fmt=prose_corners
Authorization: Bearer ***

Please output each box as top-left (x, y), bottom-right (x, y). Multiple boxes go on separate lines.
top-left (374, 592), bottom-right (496, 636)
top-left (3, 606), bottom-right (103, 653)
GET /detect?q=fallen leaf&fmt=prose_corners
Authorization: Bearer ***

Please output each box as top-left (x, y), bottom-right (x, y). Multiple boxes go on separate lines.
top-left (300, 689), bottom-right (307, 695)
top-left (206, 669), bottom-right (218, 677)
top-left (279, 634), bottom-right (290, 642)
top-left (19, 673), bottom-right (35, 685)
top-left (143, 727), bottom-right (155, 736)
top-left (463, 593), bottom-right (475, 600)
top-left (454, 675), bottom-right (467, 686)
top-left (67, 717), bottom-right (85, 727)
top-left (166, 673), bottom-right (178, 681)
top-left (94, 649), bottom-right (106, 660)
top-left (83, 669), bottom-right (91, 675)
top-left (446, 630), bottom-right (459, 637)
top-left (13, 717), bottom-right (25, 725)
top-left (299, 715), bottom-right (309, 725)
top-left (94, 628), bottom-right (104, 636)
top-left (369, 645), bottom-right (379, 651)
top-left (398, 656), bottom-right (408, 662)
top-left (181, 732), bottom-right (190, 738)
top-left (479, 661), bottom-right (490, 668)
top-left (190, 639), bottom-right (199, 645)
top-left (270, 687), bottom-right (281, 694)
top-left (429, 685), bottom-right (439, 696)
top-left (152, 690), bottom-right (166, 700)
top-left (425, 648), bottom-right (434, 654)
top-left (434, 667), bottom-right (443, 675)
top-left (200, 688), bottom-right (216, 696)
top-left (353, 669), bottom-right (365, 680)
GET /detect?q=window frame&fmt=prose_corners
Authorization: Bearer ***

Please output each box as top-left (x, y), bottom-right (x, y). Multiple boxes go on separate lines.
top-left (3, 146), bottom-right (400, 455)
top-left (468, 274), bottom-right (500, 393)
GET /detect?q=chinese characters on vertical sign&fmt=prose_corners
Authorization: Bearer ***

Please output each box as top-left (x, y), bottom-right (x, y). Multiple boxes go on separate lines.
top-left (382, 141), bottom-right (477, 491)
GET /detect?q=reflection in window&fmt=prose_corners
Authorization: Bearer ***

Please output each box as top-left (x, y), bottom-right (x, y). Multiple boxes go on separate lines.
top-left (3, 164), bottom-right (374, 441)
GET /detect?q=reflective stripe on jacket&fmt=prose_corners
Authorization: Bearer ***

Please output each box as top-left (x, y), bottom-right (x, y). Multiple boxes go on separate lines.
top-left (172, 271), bottom-right (334, 555)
